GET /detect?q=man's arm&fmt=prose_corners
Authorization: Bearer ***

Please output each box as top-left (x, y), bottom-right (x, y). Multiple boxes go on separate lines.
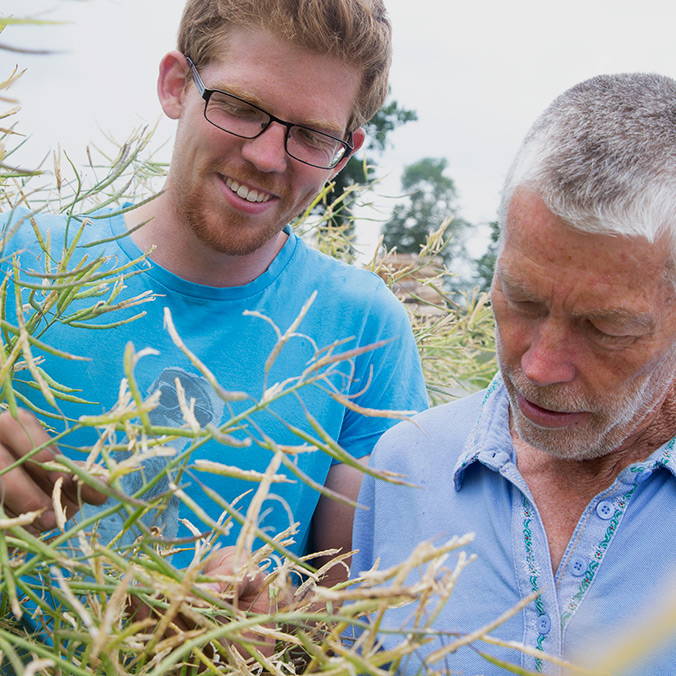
top-left (308, 458), bottom-right (369, 588)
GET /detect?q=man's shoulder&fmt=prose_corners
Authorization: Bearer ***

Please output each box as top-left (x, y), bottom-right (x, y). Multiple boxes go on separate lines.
top-left (293, 237), bottom-right (390, 299)
top-left (2, 207), bottom-right (119, 260)
top-left (372, 390), bottom-right (486, 469)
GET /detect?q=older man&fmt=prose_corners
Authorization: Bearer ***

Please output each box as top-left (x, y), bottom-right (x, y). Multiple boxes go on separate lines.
top-left (351, 72), bottom-right (675, 674)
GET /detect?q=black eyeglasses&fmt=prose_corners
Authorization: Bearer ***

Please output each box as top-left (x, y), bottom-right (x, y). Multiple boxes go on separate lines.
top-left (185, 56), bottom-right (353, 170)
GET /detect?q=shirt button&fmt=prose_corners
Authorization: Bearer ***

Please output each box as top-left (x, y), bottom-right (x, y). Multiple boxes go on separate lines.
top-left (493, 451), bottom-right (510, 467)
top-left (596, 500), bottom-right (615, 520)
top-left (569, 556), bottom-right (588, 577)
top-left (537, 614), bottom-right (551, 635)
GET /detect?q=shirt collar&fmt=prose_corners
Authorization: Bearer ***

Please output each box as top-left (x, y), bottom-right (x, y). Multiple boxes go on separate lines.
top-left (452, 372), bottom-right (513, 490)
top-left (644, 437), bottom-right (675, 477)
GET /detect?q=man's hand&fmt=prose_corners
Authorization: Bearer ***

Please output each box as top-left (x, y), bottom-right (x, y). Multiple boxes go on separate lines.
top-left (198, 548), bottom-right (273, 615)
top-left (0, 408), bottom-right (106, 532)
top-left (195, 548), bottom-right (283, 658)
top-left (128, 546), bottom-right (283, 661)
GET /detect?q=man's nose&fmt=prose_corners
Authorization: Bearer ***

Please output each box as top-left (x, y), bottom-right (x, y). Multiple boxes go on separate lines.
top-left (240, 122), bottom-right (289, 173)
top-left (521, 319), bottom-right (576, 386)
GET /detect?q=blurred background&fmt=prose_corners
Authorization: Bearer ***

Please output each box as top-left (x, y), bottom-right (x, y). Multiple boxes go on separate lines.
top-left (3, 0), bottom-right (675, 280)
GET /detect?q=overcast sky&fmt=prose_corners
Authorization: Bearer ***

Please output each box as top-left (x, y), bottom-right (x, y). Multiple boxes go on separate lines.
top-left (3, 0), bottom-right (675, 255)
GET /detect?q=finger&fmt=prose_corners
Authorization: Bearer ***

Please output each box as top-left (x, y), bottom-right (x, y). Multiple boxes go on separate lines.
top-left (0, 409), bottom-right (69, 496)
top-left (202, 548), bottom-right (270, 613)
top-left (0, 503), bottom-right (44, 536)
top-left (0, 409), bottom-right (56, 464)
top-left (202, 547), bottom-right (241, 576)
top-left (61, 461), bottom-right (109, 506)
top-left (0, 440), bottom-right (59, 531)
top-left (0, 410), bottom-right (106, 511)
top-left (0, 410), bottom-right (92, 527)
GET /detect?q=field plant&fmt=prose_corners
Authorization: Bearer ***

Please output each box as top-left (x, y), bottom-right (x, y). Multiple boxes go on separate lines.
top-left (0, 125), bottom-right (504, 674)
top-left (1, 18), bottom-right (667, 676)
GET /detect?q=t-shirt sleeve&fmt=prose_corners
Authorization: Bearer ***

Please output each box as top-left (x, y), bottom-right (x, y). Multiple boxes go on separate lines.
top-left (336, 278), bottom-right (428, 460)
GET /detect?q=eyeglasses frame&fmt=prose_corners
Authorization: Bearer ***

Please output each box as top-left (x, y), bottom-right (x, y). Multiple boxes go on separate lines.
top-left (184, 56), bottom-right (354, 170)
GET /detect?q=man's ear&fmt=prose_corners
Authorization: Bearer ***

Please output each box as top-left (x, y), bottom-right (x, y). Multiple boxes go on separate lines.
top-left (330, 126), bottom-right (366, 178)
top-left (157, 51), bottom-right (190, 120)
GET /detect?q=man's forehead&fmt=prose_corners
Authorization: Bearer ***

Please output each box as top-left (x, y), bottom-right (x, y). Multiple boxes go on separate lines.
top-left (495, 195), bottom-right (674, 313)
top-left (199, 32), bottom-right (359, 135)
top-left (502, 192), bottom-right (671, 267)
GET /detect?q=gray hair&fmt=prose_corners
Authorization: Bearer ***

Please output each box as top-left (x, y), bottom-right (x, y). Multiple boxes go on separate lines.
top-left (499, 73), bottom-right (676, 259)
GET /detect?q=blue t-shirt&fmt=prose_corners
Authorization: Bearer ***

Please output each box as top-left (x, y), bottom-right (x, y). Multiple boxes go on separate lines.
top-left (352, 374), bottom-right (675, 675)
top-left (2, 207), bottom-right (427, 569)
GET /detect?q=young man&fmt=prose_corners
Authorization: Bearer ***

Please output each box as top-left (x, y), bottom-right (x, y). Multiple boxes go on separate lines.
top-left (0, 0), bottom-right (426, 579)
top-left (352, 73), bottom-right (675, 673)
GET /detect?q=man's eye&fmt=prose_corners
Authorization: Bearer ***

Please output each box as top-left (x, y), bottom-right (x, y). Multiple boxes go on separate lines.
top-left (507, 298), bottom-right (541, 315)
top-left (210, 95), bottom-right (260, 119)
top-left (587, 322), bottom-right (636, 347)
top-left (293, 127), bottom-right (335, 150)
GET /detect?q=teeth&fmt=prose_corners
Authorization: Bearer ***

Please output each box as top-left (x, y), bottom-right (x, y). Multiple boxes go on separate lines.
top-left (225, 178), bottom-right (271, 203)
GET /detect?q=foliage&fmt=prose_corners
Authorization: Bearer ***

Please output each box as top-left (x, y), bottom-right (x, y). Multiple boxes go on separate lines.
top-left (381, 157), bottom-right (468, 275)
top-left (473, 220), bottom-right (500, 293)
top-left (370, 221), bottom-right (496, 403)
top-left (316, 97), bottom-right (417, 259)
top-left (0, 12), bottom-right (667, 676)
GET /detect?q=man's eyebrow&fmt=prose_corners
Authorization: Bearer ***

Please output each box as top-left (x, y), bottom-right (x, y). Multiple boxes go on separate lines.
top-left (212, 83), bottom-right (345, 136)
top-left (498, 269), bottom-right (656, 330)
top-left (497, 270), bottom-right (541, 301)
top-left (212, 83), bottom-right (266, 108)
top-left (581, 308), bottom-right (656, 331)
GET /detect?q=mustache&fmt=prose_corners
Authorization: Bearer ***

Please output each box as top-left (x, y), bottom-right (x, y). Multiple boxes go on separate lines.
top-left (507, 369), bottom-right (592, 413)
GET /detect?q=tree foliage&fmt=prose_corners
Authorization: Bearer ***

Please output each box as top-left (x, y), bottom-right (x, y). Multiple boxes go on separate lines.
top-left (381, 157), bottom-right (467, 267)
top-left (473, 219), bottom-right (500, 292)
top-left (318, 96), bottom-right (417, 238)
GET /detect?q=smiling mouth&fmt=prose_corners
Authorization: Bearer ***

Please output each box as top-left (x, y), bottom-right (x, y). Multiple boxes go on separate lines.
top-left (224, 177), bottom-right (274, 204)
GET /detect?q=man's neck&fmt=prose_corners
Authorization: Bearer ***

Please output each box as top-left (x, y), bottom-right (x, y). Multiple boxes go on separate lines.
top-left (124, 194), bottom-right (287, 287)
top-left (512, 385), bottom-right (674, 572)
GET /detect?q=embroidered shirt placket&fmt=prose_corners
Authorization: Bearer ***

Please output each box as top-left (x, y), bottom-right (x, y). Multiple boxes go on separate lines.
top-left (512, 487), bottom-right (561, 674)
top-left (558, 440), bottom-right (673, 636)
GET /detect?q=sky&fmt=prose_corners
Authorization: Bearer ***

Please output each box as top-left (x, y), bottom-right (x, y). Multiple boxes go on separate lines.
top-left (3, 0), bottom-right (675, 256)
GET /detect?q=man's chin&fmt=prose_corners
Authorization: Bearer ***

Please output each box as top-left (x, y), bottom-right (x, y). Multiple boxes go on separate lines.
top-left (192, 218), bottom-right (280, 257)
top-left (512, 412), bottom-right (611, 461)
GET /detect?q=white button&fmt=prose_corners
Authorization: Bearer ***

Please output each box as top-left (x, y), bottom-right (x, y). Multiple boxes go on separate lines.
top-left (537, 614), bottom-right (551, 635)
top-left (569, 556), bottom-right (587, 577)
top-left (596, 500), bottom-right (615, 520)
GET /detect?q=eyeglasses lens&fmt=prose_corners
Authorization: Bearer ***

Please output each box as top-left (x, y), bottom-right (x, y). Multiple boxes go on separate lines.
top-left (205, 92), bottom-right (345, 168)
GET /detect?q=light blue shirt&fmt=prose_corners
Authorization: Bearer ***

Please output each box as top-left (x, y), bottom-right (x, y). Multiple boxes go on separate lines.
top-left (351, 374), bottom-right (676, 674)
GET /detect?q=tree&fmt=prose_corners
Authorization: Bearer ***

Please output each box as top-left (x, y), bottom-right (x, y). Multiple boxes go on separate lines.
top-left (381, 157), bottom-right (467, 266)
top-left (318, 97), bottom-right (417, 233)
top-left (473, 219), bottom-right (500, 292)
